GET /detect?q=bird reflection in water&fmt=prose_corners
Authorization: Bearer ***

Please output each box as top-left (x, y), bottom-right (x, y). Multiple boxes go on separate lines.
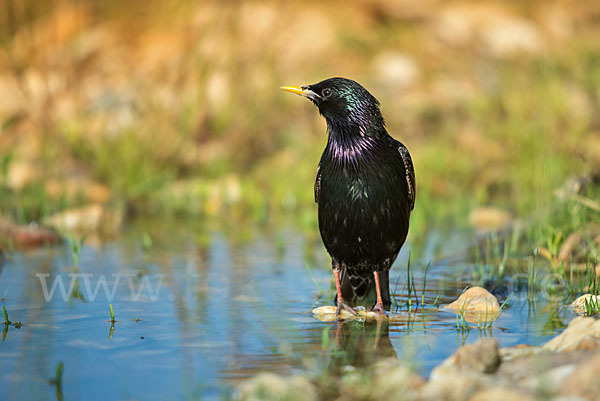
top-left (327, 317), bottom-right (396, 374)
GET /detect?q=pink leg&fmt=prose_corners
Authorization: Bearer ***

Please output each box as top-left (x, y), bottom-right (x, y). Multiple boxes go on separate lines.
top-left (334, 268), bottom-right (358, 316)
top-left (372, 271), bottom-right (386, 315)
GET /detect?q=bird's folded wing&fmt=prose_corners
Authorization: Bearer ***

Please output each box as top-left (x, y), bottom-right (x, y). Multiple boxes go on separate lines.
top-left (314, 164), bottom-right (322, 204)
top-left (398, 145), bottom-right (416, 211)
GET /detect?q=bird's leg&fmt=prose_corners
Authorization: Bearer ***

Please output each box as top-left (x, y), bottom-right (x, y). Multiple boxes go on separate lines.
top-left (372, 271), bottom-right (386, 315)
top-left (333, 266), bottom-right (358, 317)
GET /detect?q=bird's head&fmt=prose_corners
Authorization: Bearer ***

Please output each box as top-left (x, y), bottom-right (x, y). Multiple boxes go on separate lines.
top-left (281, 77), bottom-right (384, 135)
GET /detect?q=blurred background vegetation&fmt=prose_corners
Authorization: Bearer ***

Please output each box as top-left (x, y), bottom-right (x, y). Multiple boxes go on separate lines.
top-left (1, 0), bottom-right (600, 243)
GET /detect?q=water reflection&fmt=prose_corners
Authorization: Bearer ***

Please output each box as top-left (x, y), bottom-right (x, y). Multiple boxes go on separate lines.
top-left (327, 319), bottom-right (396, 374)
top-left (48, 362), bottom-right (64, 401)
top-left (0, 220), bottom-right (579, 400)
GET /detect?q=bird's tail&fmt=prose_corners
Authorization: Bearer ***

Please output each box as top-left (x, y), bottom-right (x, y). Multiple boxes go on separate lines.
top-left (337, 267), bottom-right (391, 310)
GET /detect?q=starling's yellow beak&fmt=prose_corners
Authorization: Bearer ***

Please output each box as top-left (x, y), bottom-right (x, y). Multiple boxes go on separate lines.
top-left (280, 86), bottom-right (306, 96)
top-left (280, 85), bottom-right (319, 100)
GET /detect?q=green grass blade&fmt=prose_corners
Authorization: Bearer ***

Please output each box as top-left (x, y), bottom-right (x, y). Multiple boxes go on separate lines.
top-left (2, 306), bottom-right (9, 324)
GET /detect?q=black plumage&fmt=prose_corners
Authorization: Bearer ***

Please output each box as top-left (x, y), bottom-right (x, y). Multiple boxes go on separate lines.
top-left (281, 77), bottom-right (415, 315)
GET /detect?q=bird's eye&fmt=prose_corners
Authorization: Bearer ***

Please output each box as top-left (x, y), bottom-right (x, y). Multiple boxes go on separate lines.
top-left (322, 88), bottom-right (332, 98)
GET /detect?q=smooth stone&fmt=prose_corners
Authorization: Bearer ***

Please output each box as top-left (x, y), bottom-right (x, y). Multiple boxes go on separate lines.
top-left (543, 317), bottom-right (600, 352)
top-left (445, 287), bottom-right (501, 323)
top-left (434, 338), bottom-right (501, 375)
top-left (423, 338), bottom-right (501, 401)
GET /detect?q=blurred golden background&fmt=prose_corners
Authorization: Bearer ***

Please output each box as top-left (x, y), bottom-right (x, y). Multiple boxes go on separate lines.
top-left (1, 0), bottom-right (600, 240)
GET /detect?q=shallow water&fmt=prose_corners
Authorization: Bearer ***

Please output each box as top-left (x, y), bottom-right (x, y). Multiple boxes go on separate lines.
top-left (0, 219), bottom-right (577, 400)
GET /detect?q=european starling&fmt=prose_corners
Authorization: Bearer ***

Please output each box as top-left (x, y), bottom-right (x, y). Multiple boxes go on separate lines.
top-left (281, 77), bottom-right (415, 315)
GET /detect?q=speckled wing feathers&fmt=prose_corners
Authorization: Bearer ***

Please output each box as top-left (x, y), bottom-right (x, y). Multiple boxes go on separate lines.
top-left (398, 144), bottom-right (416, 211)
top-left (314, 164), bottom-right (322, 204)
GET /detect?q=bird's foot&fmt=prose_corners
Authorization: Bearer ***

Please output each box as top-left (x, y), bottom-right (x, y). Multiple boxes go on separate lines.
top-left (336, 299), bottom-right (359, 317)
top-left (372, 302), bottom-right (387, 316)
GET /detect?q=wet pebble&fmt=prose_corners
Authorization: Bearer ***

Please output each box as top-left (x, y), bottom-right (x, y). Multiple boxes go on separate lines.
top-left (311, 305), bottom-right (380, 321)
